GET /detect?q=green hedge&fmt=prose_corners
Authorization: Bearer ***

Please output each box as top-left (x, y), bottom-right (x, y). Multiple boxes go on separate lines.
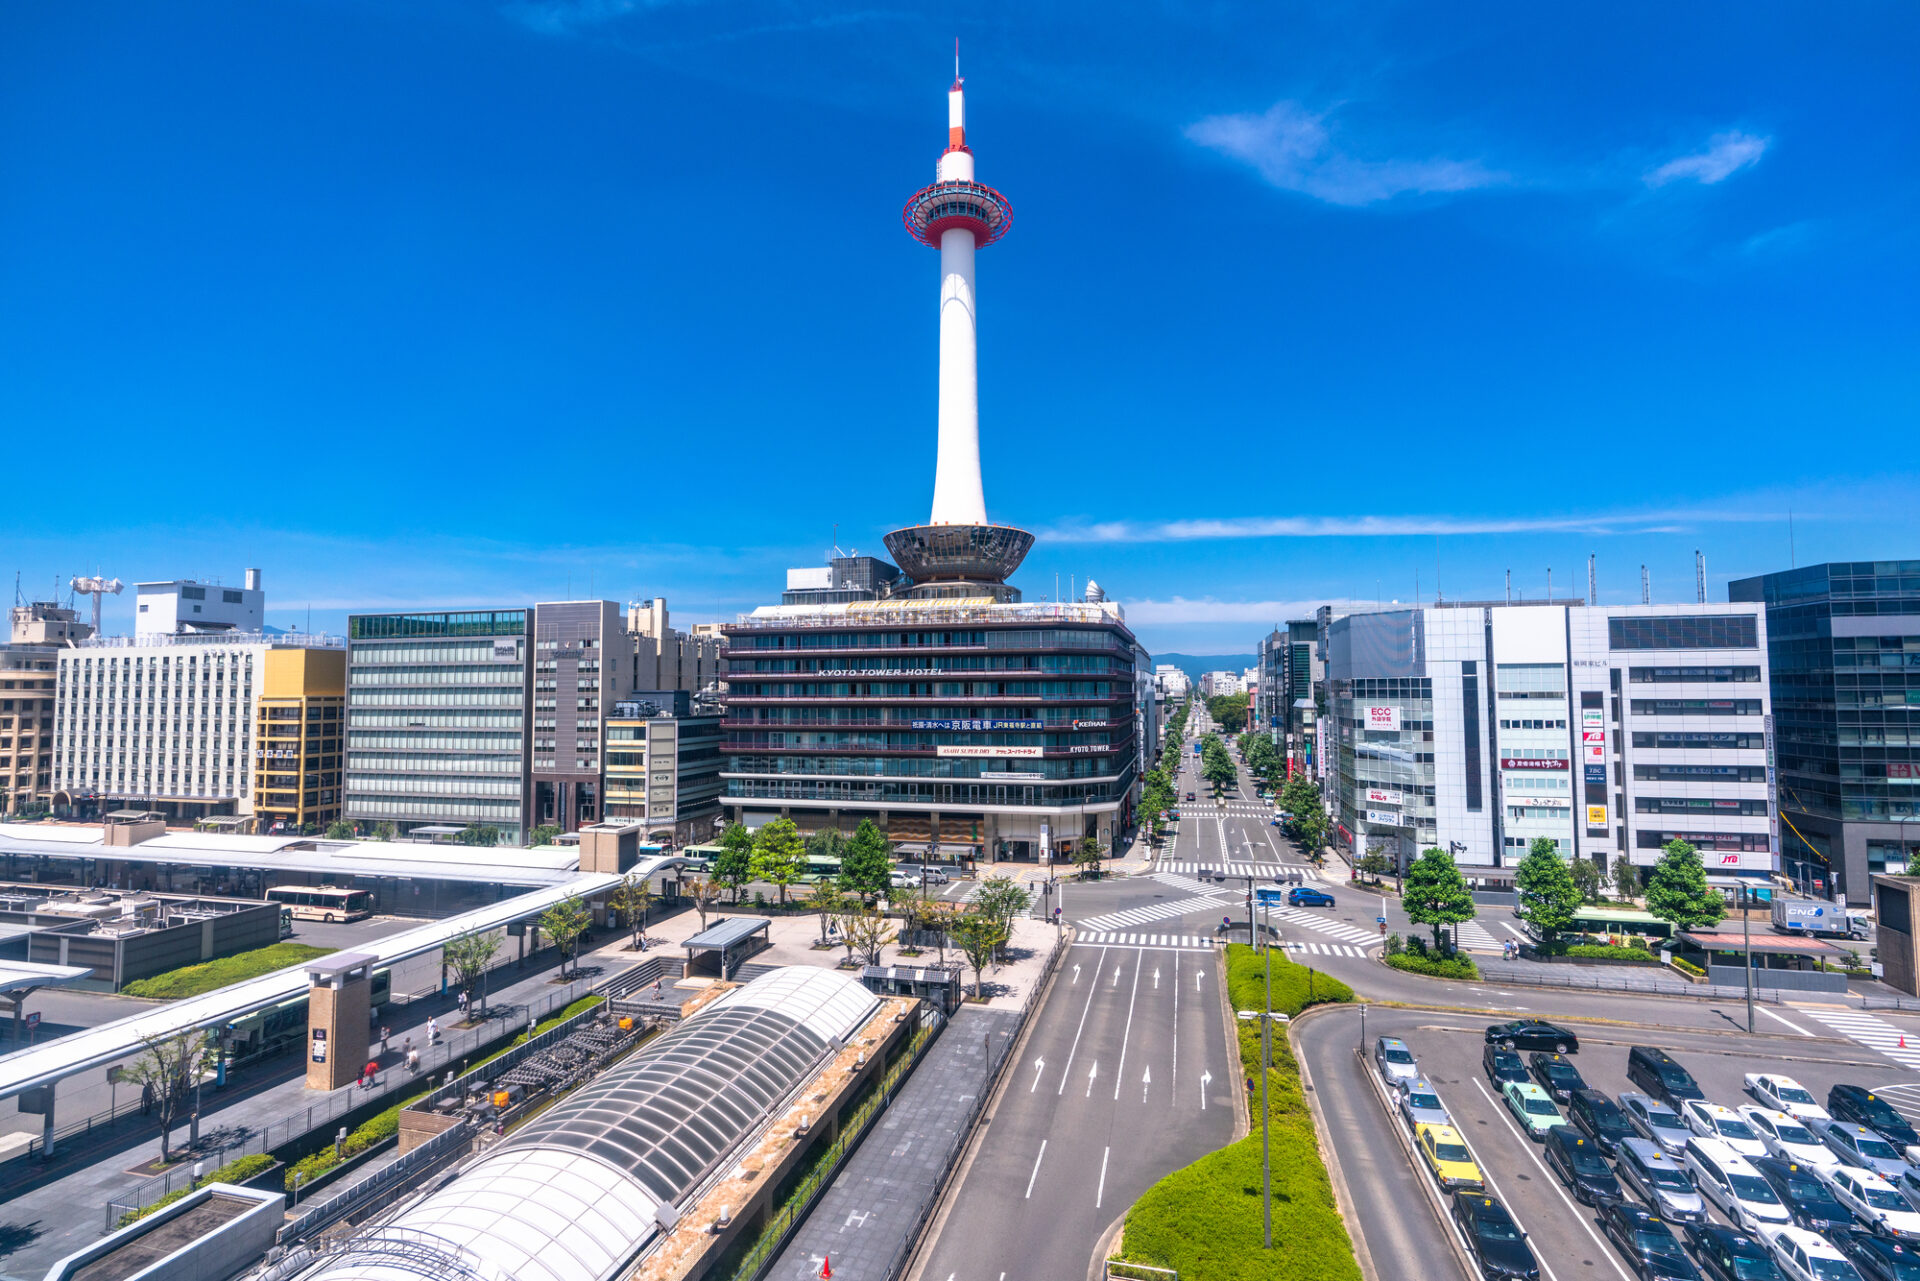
top-left (123, 944), bottom-right (335, 999)
top-left (1385, 951), bottom-right (1480, 980)
top-left (1118, 946), bottom-right (1360, 1281)
top-left (1669, 956), bottom-right (1706, 978)
top-left (1563, 943), bottom-right (1655, 961)
top-left (285, 1094), bottom-right (421, 1192)
top-left (117, 1153), bottom-right (276, 1226)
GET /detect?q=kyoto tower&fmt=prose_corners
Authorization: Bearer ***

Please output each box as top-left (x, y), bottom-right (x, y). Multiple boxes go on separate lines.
top-left (884, 59), bottom-right (1035, 599)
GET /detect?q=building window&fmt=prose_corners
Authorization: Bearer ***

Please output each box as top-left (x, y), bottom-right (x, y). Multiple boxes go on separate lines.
top-left (1608, 616), bottom-right (1757, 650)
top-left (1628, 666), bottom-right (1762, 683)
top-left (1462, 664), bottom-right (1482, 812)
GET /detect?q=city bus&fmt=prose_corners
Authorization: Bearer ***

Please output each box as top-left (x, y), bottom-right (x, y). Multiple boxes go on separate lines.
top-left (266, 885), bottom-right (375, 922)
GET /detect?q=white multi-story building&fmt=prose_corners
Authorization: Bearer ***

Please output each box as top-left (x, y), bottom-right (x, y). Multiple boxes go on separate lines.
top-left (1327, 601), bottom-right (1775, 887)
top-left (136, 569), bottom-right (265, 637)
top-left (52, 632), bottom-right (344, 824)
top-left (1154, 664), bottom-right (1192, 700)
top-left (1199, 670), bottom-right (1244, 698)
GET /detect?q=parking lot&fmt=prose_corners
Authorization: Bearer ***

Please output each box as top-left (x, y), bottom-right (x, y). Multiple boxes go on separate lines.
top-left (1354, 1005), bottom-right (1920, 1281)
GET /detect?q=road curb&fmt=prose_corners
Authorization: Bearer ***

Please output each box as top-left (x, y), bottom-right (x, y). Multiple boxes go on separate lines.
top-left (1354, 1040), bottom-right (1479, 1281)
top-left (1085, 1211), bottom-right (1129, 1281)
top-left (1291, 1002), bottom-right (1383, 1281)
top-left (1359, 996), bottom-right (1857, 1047)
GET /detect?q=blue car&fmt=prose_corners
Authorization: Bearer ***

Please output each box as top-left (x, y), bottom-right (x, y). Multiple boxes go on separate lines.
top-left (1289, 887), bottom-right (1336, 907)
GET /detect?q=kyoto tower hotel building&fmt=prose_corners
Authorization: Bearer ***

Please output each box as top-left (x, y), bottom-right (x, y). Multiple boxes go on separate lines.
top-left (720, 72), bottom-right (1148, 866)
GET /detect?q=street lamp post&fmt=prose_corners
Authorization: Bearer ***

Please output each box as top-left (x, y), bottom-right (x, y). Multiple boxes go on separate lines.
top-left (1261, 898), bottom-right (1272, 1250)
top-left (1742, 884), bottom-right (1755, 1034)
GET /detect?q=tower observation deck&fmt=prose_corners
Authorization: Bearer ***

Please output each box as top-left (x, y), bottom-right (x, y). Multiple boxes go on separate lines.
top-left (885, 67), bottom-right (1033, 596)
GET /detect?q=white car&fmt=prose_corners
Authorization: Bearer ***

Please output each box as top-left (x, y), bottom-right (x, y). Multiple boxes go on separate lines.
top-left (1683, 1100), bottom-right (1770, 1159)
top-left (1742, 1106), bottom-right (1841, 1169)
top-left (1766, 1225), bottom-right (1864, 1281)
top-left (1686, 1137), bottom-right (1793, 1231)
top-left (1747, 1074), bottom-right (1833, 1123)
top-left (1821, 1164), bottom-right (1920, 1242)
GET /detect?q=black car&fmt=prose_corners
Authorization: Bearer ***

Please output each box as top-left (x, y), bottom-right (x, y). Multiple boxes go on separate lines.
top-left (1602, 1201), bottom-right (1704, 1281)
top-left (1750, 1156), bottom-right (1857, 1235)
top-left (1545, 1126), bottom-right (1623, 1205)
top-left (1831, 1085), bottom-right (1920, 1151)
top-left (1485, 1045), bottom-right (1531, 1088)
top-left (1685, 1224), bottom-right (1784, 1281)
top-left (1487, 1020), bottom-right (1580, 1053)
top-left (1833, 1228), bottom-right (1920, 1281)
top-left (1627, 1046), bottom-right (1707, 1108)
top-left (1453, 1191), bottom-right (1540, 1281)
top-left (1571, 1088), bottom-right (1639, 1156)
top-left (1531, 1052), bottom-right (1589, 1102)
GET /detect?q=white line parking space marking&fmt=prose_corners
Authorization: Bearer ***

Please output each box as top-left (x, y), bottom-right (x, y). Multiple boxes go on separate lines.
top-left (1809, 1010), bottom-right (1920, 1071)
top-left (1025, 1139), bottom-right (1047, 1198)
top-left (1468, 1077), bottom-right (1630, 1281)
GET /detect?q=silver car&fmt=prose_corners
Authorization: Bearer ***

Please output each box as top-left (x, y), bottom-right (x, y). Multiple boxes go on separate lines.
top-left (1375, 1036), bottom-right (1420, 1090)
top-left (1620, 1091), bottom-right (1692, 1156)
top-left (1811, 1119), bottom-right (1916, 1183)
top-left (1398, 1078), bottom-right (1451, 1131)
top-left (1616, 1135), bottom-right (1708, 1223)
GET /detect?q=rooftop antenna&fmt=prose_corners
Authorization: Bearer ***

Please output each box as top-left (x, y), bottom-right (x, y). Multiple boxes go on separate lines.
top-left (1547, 567), bottom-right (1552, 602)
top-left (1641, 564), bottom-right (1650, 605)
top-left (1505, 569), bottom-right (1512, 605)
top-left (1434, 534), bottom-right (1442, 604)
top-left (12, 571), bottom-right (20, 608)
top-left (1695, 550), bottom-right (1706, 604)
top-left (1788, 509), bottom-right (1796, 568)
top-left (1587, 553), bottom-right (1596, 606)
top-left (955, 37), bottom-right (960, 82)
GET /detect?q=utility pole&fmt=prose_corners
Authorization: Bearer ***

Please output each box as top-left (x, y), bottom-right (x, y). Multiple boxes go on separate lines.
top-left (1743, 885), bottom-right (1755, 1034)
top-left (1505, 570), bottom-right (1512, 605)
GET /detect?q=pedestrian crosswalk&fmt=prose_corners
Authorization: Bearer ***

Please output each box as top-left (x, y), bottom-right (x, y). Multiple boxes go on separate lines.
top-left (1074, 931), bottom-right (1217, 951)
top-left (1266, 907), bottom-right (1380, 947)
top-left (1079, 894), bottom-right (1229, 933)
top-left (1284, 941), bottom-right (1366, 958)
top-left (1455, 920), bottom-right (1503, 953)
top-left (1152, 872), bottom-right (1234, 896)
top-left (1158, 860), bottom-right (1308, 878)
top-left (1807, 1010), bottom-right (1920, 1072)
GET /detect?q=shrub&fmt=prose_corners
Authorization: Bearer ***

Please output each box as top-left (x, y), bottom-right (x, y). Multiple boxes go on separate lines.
top-left (283, 1097), bottom-right (420, 1192)
top-left (1385, 951), bottom-right (1481, 980)
top-left (1669, 956), bottom-right (1706, 978)
top-left (1563, 943), bottom-right (1655, 961)
top-left (1384, 932), bottom-right (1404, 957)
top-left (118, 1152), bottom-right (276, 1226)
top-left (122, 944), bottom-right (335, 1000)
top-left (1119, 945), bottom-right (1359, 1281)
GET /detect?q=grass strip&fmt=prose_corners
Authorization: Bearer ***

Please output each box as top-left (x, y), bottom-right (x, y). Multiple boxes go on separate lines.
top-left (122, 943), bottom-right (335, 999)
top-left (1116, 945), bottom-right (1361, 1281)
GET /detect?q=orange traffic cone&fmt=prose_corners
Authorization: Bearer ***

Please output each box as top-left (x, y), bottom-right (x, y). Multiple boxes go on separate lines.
top-left (1902, 1035), bottom-right (1908, 1050)
top-left (820, 1257), bottom-right (832, 1279)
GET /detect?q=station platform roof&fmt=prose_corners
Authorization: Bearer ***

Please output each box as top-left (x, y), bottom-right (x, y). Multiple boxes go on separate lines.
top-left (1676, 930), bottom-right (1851, 957)
top-left (0, 959), bottom-right (94, 996)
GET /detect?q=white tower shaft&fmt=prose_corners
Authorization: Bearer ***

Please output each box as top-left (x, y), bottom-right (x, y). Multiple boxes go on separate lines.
top-left (929, 82), bottom-right (986, 527)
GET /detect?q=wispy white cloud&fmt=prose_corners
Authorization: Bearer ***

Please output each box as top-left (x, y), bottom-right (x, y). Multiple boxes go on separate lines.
top-left (1184, 101), bottom-right (1500, 207)
top-left (1644, 131), bottom-right (1770, 188)
top-left (1038, 507), bottom-right (1776, 545)
top-left (502, 0), bottom-right (647, 36)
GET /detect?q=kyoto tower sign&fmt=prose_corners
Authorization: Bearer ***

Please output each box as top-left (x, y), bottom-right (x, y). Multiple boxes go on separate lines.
top-left (884, 61), bottom-right (1035, 597)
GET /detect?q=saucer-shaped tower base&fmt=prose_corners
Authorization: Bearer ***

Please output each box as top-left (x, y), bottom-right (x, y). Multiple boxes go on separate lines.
top-left (883, 523), bottom-right (1034, 600)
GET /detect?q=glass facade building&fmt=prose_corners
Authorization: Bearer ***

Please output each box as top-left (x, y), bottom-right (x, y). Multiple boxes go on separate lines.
top-left (1731, 562), bottom-right (1920, 901)
top-left (721, 601), bottom-right (1141, 862)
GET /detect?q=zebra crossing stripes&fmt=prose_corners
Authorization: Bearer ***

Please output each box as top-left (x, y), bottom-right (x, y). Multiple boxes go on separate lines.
top-left (1151, 872), bottom-right (1233, 896)
top-left (1074, 931), bottom-right (1217, 951)
top-left (1807, 1010), bottom-right (1920, 1072)
top-left (1268, 908), bottom-right (1379, 946)
top-left (1454, 921), bottom-right (1503, 953)
top-left (1158, 860), bottom-right (1306, 877)
top-left (1284, 941), bottom-right (1366, 959)
top-left (1078, 894), bottom-right (1227, 933)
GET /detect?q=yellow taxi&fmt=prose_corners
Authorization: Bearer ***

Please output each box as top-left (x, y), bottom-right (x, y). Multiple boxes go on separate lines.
top-left (1416, 1122), bottom-right (1486, 1192)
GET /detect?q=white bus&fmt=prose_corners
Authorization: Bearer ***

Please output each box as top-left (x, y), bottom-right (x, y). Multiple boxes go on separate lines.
top-left (266, 885), bottom-right (375, 923)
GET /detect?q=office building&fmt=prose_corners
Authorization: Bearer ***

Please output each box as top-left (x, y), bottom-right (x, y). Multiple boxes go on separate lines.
top-left (603, 692), bottom-right (723, 844)
top-left (1153, 664), bottom-right (1191, 701)
top-left (1731, 562), bottom-right (1920, 901)
top-left (136, 569), bottom-right (264, 636)
top-left (531, 600), bottom-right (634, 832)
top-left (2, 602), bottom-right (86, 815)
top-left (52, 631), bottom-right (345, 826)
top-left (1326, 601), bottom-right (1775, 886)
top-left (250, 647), bottom-right (347, 834)
top-left (343, 609), bottom-right (532, 843)
top-left (720, 73), bottom-right (1143, 862)
top-left (627, 597), bottom-right (724, 694)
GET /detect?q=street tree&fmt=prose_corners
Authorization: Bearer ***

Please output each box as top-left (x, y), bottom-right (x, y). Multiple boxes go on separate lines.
top-left (537, 894), bottom-right (593, 979)
top-left (804, 881), bottom-right (846, 945)
top-left (713, 822), bottom-right (755, 903)
top-left (1569, 856), bottom-right (1603, 905)
top-left (1646, 839), bottom-right (1725, 931)
top-left (805, 826), bottom-right (849, 863)
top-left (373, 821), bottom-right (396, 841)
top-left (325, 820), bottom-right (355, 840)
top-left (839, 819), bottom-right (894, 904)
top-left (844, 910), bottom-right (896, 966)
top-left (456, 824), bottom-right (500, 847)
top-left (126, 1030), bottom-right (215, 1163)
top-left (1072, 837), bottom-right (1105, 879)
top-left (684, 876), bottom-right (718, 932)
top-left (1612, 859), bottom-right (1641, 903)
top-left (529, 824), bottom-right (564, 847)
top-left (750, 817), bottom-right (806, 906)
top-left (948, 911), bottom-right (1009, 999)
top-left (1357, 844), bottom-right (1392, 885)
top-left (1514, 838), bottom-right (1581, 944)
top-left (1403, 846), bottom-right (1477, 954)
top-left (607, 872), bottom-right (653, 949)
top-left (442, 929), bottom-right (501, 1013)
top-left (973, 876), bottom-right (1032, 956)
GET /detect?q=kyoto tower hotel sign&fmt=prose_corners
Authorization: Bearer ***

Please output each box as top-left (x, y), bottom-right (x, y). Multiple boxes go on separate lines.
top-left (885, 64), bottom-right (1033, 594)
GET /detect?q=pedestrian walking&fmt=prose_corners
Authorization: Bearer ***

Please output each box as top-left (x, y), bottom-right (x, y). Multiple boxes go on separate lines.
top-left (427, 1016), bottom-right (438, 1045)
top-left (407, 1047), bottom-right (420, 1074)
top-left (457, 990), bottom-right (468, 1016)
top-left (141, 1081), bottom-right (154, 1116)
top-left (379, 1025), bottom-right (389, 1055)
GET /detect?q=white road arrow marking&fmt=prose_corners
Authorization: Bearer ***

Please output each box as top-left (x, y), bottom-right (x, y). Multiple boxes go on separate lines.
top-left (1111, 965), bottom-right (1122, 986)
top-left (1142, 1065), bottom-right (1152, 1103)
top-left (1200, 1069), bottom-right (1212, 1109)
top-left (1153, 967), bottom-right (1161, 989)
top-left (1030, 1056), bottom-right (1046, 1092)
top-left (1087, 1059), bottom-right (1099, 1097)
top-left (1072, 963), bottom-right (1082, 985)
top-left (1195, 969), bottom-right (1204, 992)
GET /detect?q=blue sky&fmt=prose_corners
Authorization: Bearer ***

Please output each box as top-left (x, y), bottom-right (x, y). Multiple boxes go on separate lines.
top-left (4, 2), bottom-right (1915, 654)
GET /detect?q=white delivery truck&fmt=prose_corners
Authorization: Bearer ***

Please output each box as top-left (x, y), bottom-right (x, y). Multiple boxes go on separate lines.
top-left (1771, 895), bottom-right (1868, 940)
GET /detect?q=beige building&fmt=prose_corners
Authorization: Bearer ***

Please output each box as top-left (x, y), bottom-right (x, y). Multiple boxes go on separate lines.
top-left (252, 647), bottom-right (348, 833)
top-left (627, 597), bottom-right (724, 693)
top-left (3, 602), bottom-right (91, 815)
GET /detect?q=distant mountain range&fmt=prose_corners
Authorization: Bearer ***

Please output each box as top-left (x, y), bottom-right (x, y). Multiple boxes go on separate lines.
top-left (1151, 653), bottom-right (1254, 683)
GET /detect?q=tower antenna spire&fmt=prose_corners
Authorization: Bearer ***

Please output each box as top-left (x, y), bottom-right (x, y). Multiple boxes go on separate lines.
top-left (955, 37), bottom-right (960, 82)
